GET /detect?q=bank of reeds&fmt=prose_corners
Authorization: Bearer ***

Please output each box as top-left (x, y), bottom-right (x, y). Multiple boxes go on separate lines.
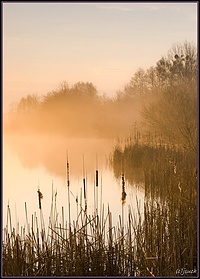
top-left (2, 142), bottom-right (197, 277)
top-left (111, 140), bottom-right (197, 276)
top-left (3, 187), bottom-right (140, 276)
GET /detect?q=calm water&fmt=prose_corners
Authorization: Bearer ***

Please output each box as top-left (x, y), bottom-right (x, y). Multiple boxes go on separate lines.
top-left (3, 134), bottom-right (144, 230)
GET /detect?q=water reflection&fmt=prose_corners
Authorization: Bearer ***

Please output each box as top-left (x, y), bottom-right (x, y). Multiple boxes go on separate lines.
top-left (3, 133), bottom-right (145, 230)
top-left (4, 134), bottom-right (114, 178)
top-left (111, 145), bottom-right (145, 186)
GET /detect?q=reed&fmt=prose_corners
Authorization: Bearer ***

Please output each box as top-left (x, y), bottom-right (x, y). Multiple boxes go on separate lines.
top-left (2, 142), bottom-right (197, 276)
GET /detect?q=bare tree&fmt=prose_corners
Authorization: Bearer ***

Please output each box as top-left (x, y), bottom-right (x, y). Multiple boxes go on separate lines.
top-left (142, 81), bottom-right (197, 153)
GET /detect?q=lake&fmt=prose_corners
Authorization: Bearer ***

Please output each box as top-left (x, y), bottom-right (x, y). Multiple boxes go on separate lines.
top-left (3, 134), bottom-right (145, 232)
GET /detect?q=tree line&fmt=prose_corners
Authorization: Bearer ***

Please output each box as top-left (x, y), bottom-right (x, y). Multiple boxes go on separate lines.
top-left (5, 41), bottom-right (197, 152)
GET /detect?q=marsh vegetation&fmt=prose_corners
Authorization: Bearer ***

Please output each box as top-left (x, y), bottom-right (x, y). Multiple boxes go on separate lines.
top-left (3, 141), bottom-right (197, 276)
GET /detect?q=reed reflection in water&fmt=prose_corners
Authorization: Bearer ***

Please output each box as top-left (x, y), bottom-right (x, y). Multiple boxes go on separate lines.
top-left (3, 134), bottom-right (145, 231)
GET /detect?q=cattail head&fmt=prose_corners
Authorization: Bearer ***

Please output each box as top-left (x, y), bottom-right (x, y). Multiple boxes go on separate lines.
top-left (37, 190), bottom-right (43, 199)
top-left (121, 173), bottom-right (127, 205)
top-left (121, 190), bottom-right (127, 205)
top-left (96, 170), bottom-right (98, 187)
top-left (37, 190), bottom-right (43, 209)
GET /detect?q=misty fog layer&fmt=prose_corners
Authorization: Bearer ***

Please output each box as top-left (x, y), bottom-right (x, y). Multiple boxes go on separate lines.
top-left (4, 82), bottom-right (144, 139)
top-left (4, 42), bottom-right (197, 179)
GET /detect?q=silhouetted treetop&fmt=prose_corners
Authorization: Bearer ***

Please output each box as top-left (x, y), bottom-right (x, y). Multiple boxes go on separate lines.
top-left (41, 81), bottom-right (98, 109)
top-left (117, 41), bottom-right (197, 100)
top-left (17, 94), bottom-right (40, 113)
